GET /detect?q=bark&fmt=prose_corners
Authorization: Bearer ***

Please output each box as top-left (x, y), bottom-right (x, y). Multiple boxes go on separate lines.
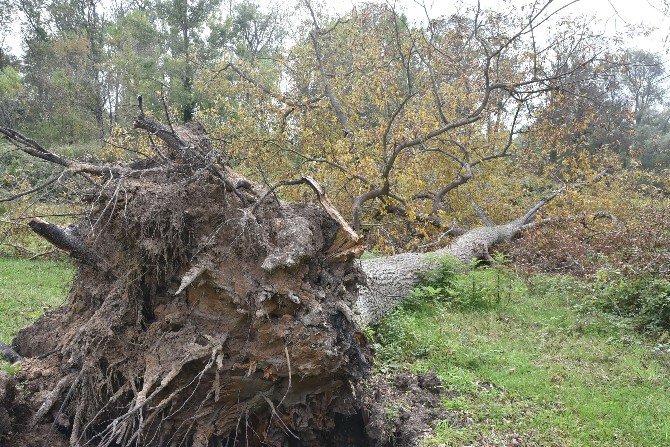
top-left (356, 208), bottom-right (556, 325)
top-left (27, 218), bottom-right (101, 267)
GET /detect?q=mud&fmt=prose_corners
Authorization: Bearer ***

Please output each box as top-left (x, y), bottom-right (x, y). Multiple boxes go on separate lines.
top-left (360, 372), bottom-right (454, 447)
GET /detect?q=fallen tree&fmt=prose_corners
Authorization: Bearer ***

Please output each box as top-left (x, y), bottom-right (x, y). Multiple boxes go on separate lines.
top-left (0, 113), bottom-right (560, 447)
top-left (356, 191), bottom-right (562, 325)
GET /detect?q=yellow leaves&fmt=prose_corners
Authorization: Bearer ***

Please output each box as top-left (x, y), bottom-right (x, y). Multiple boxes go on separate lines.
top-left (191, 3), bottom-right (646, 252)
top-left (52, 36), bottom-right (91, 60)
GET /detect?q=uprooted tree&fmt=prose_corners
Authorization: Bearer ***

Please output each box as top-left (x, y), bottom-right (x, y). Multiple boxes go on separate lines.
top-left (0, 111), bottom-right (574, 447)
top-left (0, 2), bottom-right (616, 446)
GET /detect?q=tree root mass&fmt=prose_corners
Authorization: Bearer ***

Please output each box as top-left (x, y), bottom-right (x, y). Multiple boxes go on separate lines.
top-left (0, 121), bottom-right (380, 447)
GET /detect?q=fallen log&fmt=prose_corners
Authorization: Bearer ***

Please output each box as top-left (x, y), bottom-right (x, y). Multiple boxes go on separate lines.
top-left (356, 195), bottom-right (560, 325)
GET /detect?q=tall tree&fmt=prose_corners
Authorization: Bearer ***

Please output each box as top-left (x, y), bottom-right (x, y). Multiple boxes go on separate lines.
top-left (157, 0), bottom-right (221, 122)
top-left (0, 0), bottom-right (12, 71)
top-left (209, 0), bottom-right (286, 62)
top-left (620, 50), bottom-right (666, 126)
top-left (106, 6), bottom-right (166, 126)
top-left (16, 0), bottom-right (108, 141)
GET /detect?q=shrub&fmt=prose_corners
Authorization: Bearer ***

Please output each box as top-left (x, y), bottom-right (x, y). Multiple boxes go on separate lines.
top-left (588, 269), bottom-right (670, 333)
top-left (407, 256), bottom-right (514, 311)
top-left (506, 199), bottom-right (670, 280)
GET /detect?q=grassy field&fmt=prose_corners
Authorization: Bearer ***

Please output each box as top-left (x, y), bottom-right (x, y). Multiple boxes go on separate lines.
top-left (0, 257), bottom-right (73, 344)
top-left (2, 257), bottom-right (670, 446)
top-left (372, 268), bottom-right (670, 446)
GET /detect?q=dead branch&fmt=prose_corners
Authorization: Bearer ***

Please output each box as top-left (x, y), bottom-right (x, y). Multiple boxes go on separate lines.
top-left (27, 217), bottom-right (102, 267)
top-left (132, 113), bottom-right (188, 155)
top-left (301, 175), bottom-right (363, 260)
top-left (0, 126), bottom-right (130, 176)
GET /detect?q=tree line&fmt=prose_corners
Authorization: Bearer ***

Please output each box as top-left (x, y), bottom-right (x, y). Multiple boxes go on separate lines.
top-left (0, 0), bottom-right (286, 142)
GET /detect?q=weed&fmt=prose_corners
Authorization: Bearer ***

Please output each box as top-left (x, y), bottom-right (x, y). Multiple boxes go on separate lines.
top-left (587, 269), bottom-right (670, 333)
top-left (407, 256), bottom-right (518, 311)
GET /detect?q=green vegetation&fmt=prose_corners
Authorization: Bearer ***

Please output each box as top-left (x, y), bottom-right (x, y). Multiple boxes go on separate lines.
top-left (0, 257), bottom-right (73, 344)
top-left (371, 263), bottom-right (670, 446)
top-left (587, 269), bottom-right (670, 333)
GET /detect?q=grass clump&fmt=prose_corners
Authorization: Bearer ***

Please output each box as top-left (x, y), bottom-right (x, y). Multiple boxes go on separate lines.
top-left (586, 269), bottom-right (670, 333)
top-left (408, 256), bottom-right (520, 312)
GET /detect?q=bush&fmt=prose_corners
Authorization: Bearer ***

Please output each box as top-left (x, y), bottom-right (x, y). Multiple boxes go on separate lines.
top-left (407, 256), bottom-right (515, 311)
top-left (588, 269), bottom-right (670, 333)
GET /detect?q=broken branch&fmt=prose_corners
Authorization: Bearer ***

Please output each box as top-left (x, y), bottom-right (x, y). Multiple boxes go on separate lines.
top-left (28, 218), bottom-right (101, 267)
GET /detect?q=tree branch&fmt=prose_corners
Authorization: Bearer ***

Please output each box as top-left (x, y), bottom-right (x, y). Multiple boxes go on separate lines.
top-left (0, 127), bottom-right (129, 176)
top-left (28, 218), bottom-right (102, 267)
top-left (132, 113), bottom-right (188, 154)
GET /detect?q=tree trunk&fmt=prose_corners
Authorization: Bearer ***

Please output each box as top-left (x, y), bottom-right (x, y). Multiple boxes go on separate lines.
top-left (356, 219), bottom-right (528, 325)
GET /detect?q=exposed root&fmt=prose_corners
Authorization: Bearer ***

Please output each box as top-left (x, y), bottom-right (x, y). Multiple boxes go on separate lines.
top-left (31, 373), bottom-right (75, 428)
top-left (175, 262), bottom-right (209, 295)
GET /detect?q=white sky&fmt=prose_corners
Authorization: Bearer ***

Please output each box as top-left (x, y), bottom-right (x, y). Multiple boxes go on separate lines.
top-left (329, 0), bottom-right (670, 55)
top-left (3, 0), bottom-right (669, 57)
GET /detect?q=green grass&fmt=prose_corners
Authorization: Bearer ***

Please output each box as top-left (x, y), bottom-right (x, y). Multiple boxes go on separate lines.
top-left (372, 268), bottom-right (670, 447)
top-left (0, 257), bottom-right (73, 344)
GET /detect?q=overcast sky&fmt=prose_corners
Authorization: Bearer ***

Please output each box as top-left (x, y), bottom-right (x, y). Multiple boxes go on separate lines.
top-left (326, 0), bottom-right (670, 55)
top-left (3, 0), bottom-right (669, 57)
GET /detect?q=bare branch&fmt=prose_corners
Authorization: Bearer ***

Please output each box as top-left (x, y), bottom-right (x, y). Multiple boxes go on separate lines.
top-left (519, 186), bottom-right (566, 225)
top-left (0, 126), bottom-right (131, 176)
top-left (133, 113), bottom-right (187, 154)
